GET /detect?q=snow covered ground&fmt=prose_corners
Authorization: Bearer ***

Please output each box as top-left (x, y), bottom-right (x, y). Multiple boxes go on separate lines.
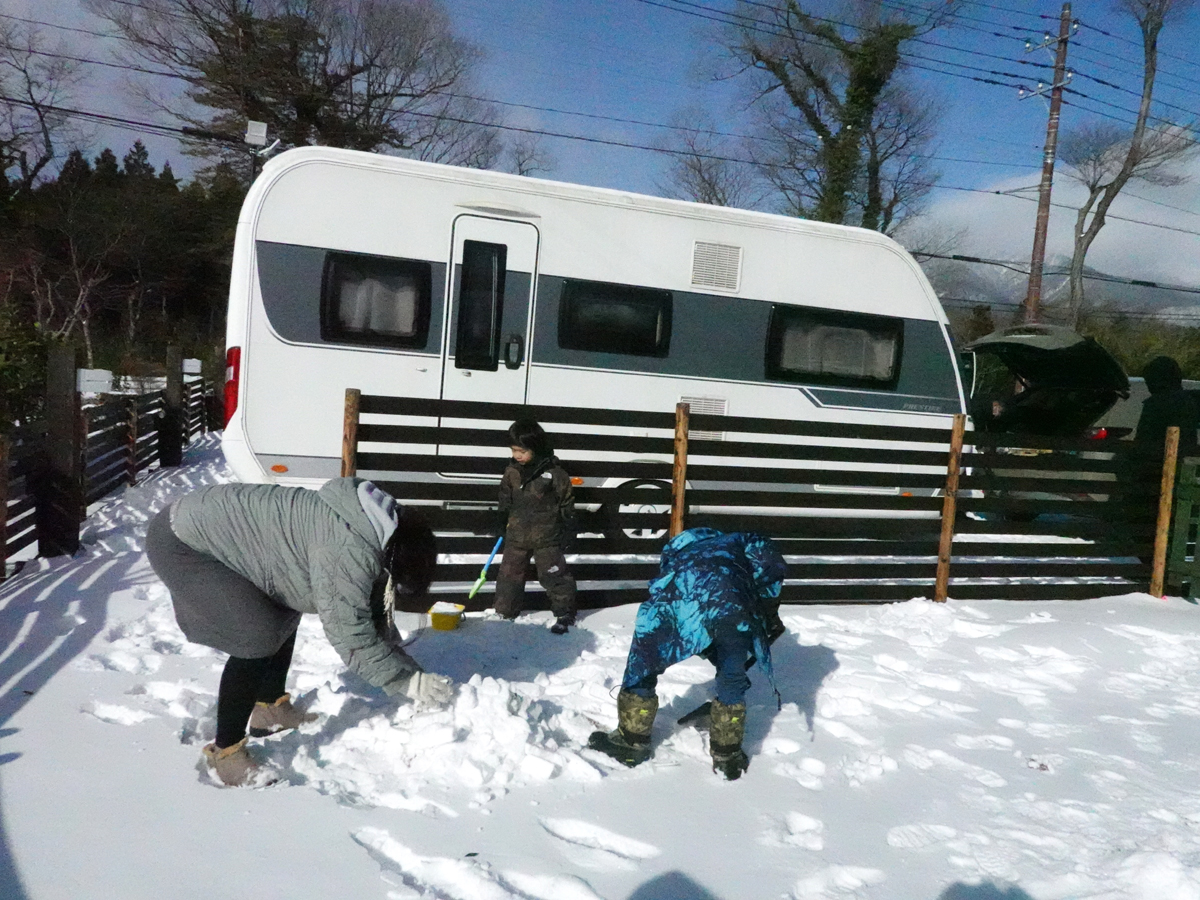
top-left (4, 435), bottom-right (1200, 900)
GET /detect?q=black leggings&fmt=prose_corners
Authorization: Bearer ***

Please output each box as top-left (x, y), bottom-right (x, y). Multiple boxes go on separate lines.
top-left (214, 631), bottom-right (298, 748)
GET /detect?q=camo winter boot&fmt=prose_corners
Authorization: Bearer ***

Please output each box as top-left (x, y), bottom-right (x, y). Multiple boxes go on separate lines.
top-left (709, 699), bottom-right (749, 781)
top-left (587, 690), bottom-right (658, 767)
top-left (248, 693), bottom-right (318, 737)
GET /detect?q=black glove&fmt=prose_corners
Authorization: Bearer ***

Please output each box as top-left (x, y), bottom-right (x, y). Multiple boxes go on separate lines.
top-left (492, 510), bottom-right (508, 539)
top-left (765, 610), bottom-right (786, 646)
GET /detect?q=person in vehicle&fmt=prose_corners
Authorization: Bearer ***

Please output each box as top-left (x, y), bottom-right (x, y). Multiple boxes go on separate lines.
top-left (587, 529), bottom-right (787, 781)
top-left (1134, 355), bottom-right (1199, 466)
top-left (494, 419), bottom-right (578, 634)
top-left (145, 477), bottom-right (453, 787)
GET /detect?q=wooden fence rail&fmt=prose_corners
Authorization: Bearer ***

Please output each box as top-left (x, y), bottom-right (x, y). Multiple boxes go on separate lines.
top-left (343, 391), bottom-right (1169, 610)
top-left (1, 377), bottom-right (214, 579)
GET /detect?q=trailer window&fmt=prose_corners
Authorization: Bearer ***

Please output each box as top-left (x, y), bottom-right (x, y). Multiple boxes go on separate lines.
top-left (766, 306), bottom-right (902, 387)
top-left (321, 252), bottom-right (431, 349)
top-left (455, 241), bottom-right (506, 370)
top-left (558, 280), bottom-right (672, 357)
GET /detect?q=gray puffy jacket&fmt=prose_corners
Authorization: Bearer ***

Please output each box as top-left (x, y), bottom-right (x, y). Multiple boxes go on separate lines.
top-left (170, 477), bottom-right (418, 694)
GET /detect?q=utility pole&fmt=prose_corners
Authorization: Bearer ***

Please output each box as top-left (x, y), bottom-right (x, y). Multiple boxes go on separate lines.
top-left (1020, 2), bottom-right (1074, 324)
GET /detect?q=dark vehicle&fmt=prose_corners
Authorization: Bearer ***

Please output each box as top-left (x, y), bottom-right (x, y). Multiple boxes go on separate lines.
top-left (962, 324), bottom-right (1130, 438)
top-left (960, 325), bottom-right (1130, 519)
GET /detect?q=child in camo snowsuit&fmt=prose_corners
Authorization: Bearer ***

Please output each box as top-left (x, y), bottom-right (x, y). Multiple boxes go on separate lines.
top-left (588, 528), bottom-right (787, 780)
top-left (494, 419), bottom-right (578, 634)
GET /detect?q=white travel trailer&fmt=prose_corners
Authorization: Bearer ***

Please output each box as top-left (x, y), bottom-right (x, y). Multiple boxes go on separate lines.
top-left (220, 146), bottom-right (966, 486)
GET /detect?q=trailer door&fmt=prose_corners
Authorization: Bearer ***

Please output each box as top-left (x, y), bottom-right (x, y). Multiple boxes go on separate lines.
top-left (440, 215), bottom-right (538, 404)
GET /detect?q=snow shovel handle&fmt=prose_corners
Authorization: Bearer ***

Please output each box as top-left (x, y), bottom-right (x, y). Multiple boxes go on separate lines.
top-left (467, 537), bottom-right (504, 600)
top-left (484, 535), bottom-right (504, 570)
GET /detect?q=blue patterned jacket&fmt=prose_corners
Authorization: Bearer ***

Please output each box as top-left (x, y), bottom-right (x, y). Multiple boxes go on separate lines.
top-left (624, 529), bottom-right (787, 698)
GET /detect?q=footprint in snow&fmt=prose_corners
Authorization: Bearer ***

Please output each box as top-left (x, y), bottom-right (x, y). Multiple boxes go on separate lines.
top-left (538, 817), bottom-right (661, 871)
top-left (903, 744), bottom-right (1007, 788)
top-left (886, 823), bottom-right (958, 849)
top-left (761, 812), bottom-right (824, 850)
top-left (354, 826), bottom-right (604, 900)
top-left (82, 701), bottom-right (156, 726)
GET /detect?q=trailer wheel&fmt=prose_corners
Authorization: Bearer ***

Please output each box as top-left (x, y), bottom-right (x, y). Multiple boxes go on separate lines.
top-left (599, 479), bottom-right (672, 548)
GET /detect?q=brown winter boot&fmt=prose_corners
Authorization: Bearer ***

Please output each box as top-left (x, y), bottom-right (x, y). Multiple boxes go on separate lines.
top-left (248, 693), bottom-right (318, 737)
top-left (710, 699), bottom-right (749, 781)
top-left (587, 690), bottom-right (658, 767)
top-left (201, 738), bottom-right (274, 787)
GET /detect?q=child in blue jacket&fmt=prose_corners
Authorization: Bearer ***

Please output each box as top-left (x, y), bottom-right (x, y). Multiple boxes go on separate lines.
top-left (588, 528), bottom-right (786, 780)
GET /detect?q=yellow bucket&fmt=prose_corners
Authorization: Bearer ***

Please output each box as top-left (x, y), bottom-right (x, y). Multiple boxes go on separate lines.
top-left (428, 601), bottom-right (466, 631)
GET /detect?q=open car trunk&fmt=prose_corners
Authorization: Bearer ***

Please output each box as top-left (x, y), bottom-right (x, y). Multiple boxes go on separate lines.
top-left (963, 324), bottom-right (1129, 437)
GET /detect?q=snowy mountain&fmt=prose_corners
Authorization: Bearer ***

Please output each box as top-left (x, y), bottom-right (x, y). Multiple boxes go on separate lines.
top-left (922, 253), bottom-right (1200, 322)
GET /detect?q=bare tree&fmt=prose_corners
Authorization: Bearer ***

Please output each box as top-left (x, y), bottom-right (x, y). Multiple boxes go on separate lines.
top-left (86, 0), bottom-right (501, 163)
top-left (12, 151), bottom-right (134, 366)
top-left (0, 22), bottom-right (80, 197)
top-left (855, 86), bottom-right (940, 232)
top-left (657, 110), bottom-right (759, 208)
top-left (722, 0), bottom-right (957, 227)
top-left (409, 91), bottom-right (503, 169)
top-left (1058, 0), bottom-right (1198, 325)
top-left (506, 134), bottom-right (555, 178)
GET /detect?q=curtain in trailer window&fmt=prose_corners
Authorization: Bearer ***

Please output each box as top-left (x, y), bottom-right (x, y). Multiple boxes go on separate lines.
top-left (321, 252), bottom-right (432, 349)
top-left (338, 271), bottom-right (420, 336)
top-left (768, 306), bottom-right (901, 387)
top-left (455, 240), bottom-right (506, 370)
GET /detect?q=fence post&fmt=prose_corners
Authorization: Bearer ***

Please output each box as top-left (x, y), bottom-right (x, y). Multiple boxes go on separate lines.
top-left (934, 414), bottom-right (967, 603)
top-left (1151, 425), bottom-right (1180, 597)
top-left (158, 345), bottom-right (184, 467)
top-left (0, 435), bottom-right (8, 582)
top-left (126, 395), bottom-right (139, 486)
top-left (37, 343), bottom-right (82, 557)
top-left (670, 402), bottom-right (690, 538)
top-left (341, 389), bottom-right (361, 477)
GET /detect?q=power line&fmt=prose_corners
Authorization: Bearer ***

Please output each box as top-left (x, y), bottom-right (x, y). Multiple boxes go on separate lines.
top-left (0, 11), bottom-right (123, 41)
top-left (8, 42), bottom-right (1044, 173)
top-left (9, 87), bottom-right (1196, 239)
top-left (0, 93), bottom-right (237, 143)
top-left (882, 0), bottom-right (1040, 37)
top-left (0, 43), bottom-right (177, 79)
top-left (959, 0), bottom-right (1053, 25)
top-left (1073, 71), bottom-right (1200, 121)
top-left (917, 251), bottom-right (1200, 295)
top-left (1069, 39), bottom-right (1200, 101)
top-left (1076, 17), bottom-right (1200, 75)
top-left (1120, 190), bottom-right (1200, 220)
top-left (638, 0), bottom-right (1052, 84)
top-left (938, 294), bottom-right (1200, 323)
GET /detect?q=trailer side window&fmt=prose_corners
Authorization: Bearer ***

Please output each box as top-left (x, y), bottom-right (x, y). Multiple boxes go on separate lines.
top-left (558, 280), bottom-right (672, 357)
top-left (766, 306), bottom-right (902, 387)
top-left (455, 240), bottom-right (506, 370)
top-left (321, 252), bottom-right (431, 349)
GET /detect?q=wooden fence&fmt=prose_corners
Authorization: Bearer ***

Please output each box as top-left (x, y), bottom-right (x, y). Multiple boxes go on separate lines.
top-left (342, 392), bottom-right (1167, 609)
top-left (1, 376), bottom-right (215, 578)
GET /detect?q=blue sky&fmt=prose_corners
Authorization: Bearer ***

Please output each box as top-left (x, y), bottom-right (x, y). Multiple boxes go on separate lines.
top-left (9, 0), bottom-right (1200, 283)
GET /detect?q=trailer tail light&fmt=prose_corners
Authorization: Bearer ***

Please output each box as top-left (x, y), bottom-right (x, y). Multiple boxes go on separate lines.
top-left (223, 347), bottom-right (241, 427)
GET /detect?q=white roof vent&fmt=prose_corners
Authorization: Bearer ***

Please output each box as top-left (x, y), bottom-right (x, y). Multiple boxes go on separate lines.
top-left (691, 241), bottom-right (742, 292)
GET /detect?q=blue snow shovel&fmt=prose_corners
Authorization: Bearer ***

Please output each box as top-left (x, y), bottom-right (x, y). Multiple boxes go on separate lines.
top-left (468, 537), bottom-right (504, 600)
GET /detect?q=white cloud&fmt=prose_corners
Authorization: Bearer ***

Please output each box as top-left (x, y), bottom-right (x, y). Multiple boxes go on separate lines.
top-left (921, 158), bottom-right (1200, 288)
